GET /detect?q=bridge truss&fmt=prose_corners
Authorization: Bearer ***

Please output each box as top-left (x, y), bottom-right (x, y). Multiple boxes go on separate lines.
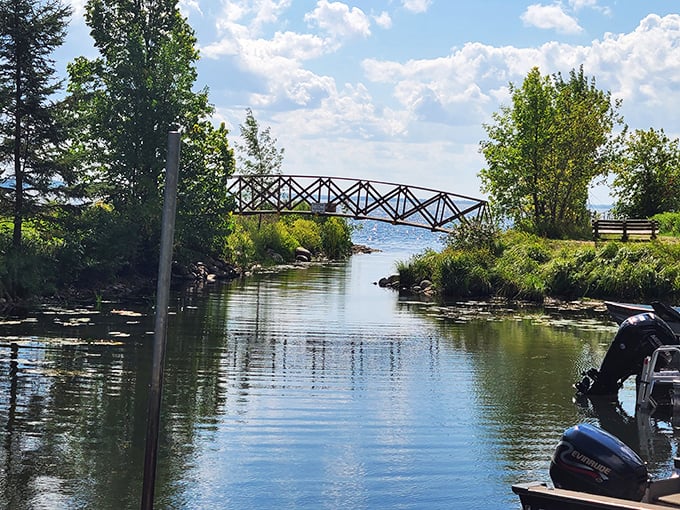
top-left (226, 174), bottom-right (489, 233)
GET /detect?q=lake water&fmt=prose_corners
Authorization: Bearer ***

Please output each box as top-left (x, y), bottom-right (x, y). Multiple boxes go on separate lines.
top-left (0, 221), bottom-right (676, 509)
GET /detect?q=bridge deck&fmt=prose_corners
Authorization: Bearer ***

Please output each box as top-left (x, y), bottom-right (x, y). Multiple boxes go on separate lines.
top-left (227, 174), bottom-right (489, 233)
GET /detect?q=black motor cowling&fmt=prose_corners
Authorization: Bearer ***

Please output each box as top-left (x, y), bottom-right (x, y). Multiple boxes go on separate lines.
top-left (575, 312), bottom-right (678, 396)
top-left (550, 423), bottom-right (648, 501)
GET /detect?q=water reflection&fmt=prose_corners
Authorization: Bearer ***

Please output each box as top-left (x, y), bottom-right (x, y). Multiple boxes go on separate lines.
top-left (574, 391), bottom-right (680, 478)
top-left (0, 255), bottom-right (679, 509)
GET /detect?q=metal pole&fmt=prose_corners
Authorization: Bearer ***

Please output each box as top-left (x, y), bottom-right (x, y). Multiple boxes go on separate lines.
top-left (141, 128), bottom-right (181, 510)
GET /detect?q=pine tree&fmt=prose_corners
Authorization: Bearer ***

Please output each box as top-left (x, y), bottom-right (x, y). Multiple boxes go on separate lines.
top-left (0, 0), bottom-right (71, 248)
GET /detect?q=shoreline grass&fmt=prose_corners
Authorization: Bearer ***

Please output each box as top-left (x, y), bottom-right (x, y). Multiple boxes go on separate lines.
top-left (397, 231), bottom-right (680, 303)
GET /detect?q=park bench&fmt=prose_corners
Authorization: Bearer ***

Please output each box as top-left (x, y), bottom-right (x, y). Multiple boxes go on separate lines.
top-left (592, 218), bottom-right (658, 241)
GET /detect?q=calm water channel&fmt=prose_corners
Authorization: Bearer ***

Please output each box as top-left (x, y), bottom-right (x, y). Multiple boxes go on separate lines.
top-left (1, 222), bottom-right (679, 509)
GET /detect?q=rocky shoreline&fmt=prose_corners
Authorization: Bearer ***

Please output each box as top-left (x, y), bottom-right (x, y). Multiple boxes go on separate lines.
top-left (376, 273), bottom-right (436, 297)
top-left (39, 244), bottom-right (383, 308)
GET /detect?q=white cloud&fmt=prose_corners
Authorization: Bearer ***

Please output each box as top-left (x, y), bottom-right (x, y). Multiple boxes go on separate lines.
top-left (212, 0), bottom-right (292, 34)
top-left (68, 0), bottom-right (87, 19)
top-left (373, 11), bottom-right (392, 29)
top-left (354, 12), bottom-right (680, 145)
top-left (204, 28), bottom-right (335, 109)
top-left (569, 0), bottom-right (596, 10)
top-left (521, 3), bottom-right (583, 34)
top-left (361, 43), bottom-right (541, 129)
top-left (179, 0), bottom-right (202, 16)
top-left (202, 28), bottom-right (328, 61)
top-left (201, 1), bottom-right (379, 109)
top-left (304, 1), bottom-right (372, 41)
top-left (588, 14), bottom-right (680, 126)
top-left (569, 0), bottom-right (611, 16)
top-left (200, 1), bottom-right (680, 165)
top-left (250, 0), bottom-right (294, 31)
top-left (401, 0), bottom-right (431, 14)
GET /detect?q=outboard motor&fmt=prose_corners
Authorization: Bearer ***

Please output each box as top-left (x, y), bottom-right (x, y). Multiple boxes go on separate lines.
top-left (575, 313), bottom-right (678, 396)
top-left (550, 423), bottom-right (648, 501)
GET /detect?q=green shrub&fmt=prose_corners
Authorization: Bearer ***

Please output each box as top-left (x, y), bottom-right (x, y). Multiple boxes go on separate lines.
top-left (514, 272), bottom-right (546, 301)
top-left (496, 240), bottom-right (550, 278)
top-left (653, 212), bottom-right (680, 236)
top-left (597, 241), bottom-right (620, 260)
top-left (544, 257), bottom-right (581, 297)
top-left (0, 234), bottom-right (58, 300)
top-left (225, 222), bottom-right (255, 269)
top-left (223, 214), bottom-right (353, 265)
top-left (255, 220), bottom-right (298, 260)
top-left (397, 249), bottom-right (440, 288)
top-left (55, 202), bottom-right (140, 285)
top-left (492, 244), bottom-right (548, 301)
top-left (660, 265), bottom-right (680, 295)
top-left (445, 218), bottom-right (501, 253)
top-left (320, 217), bottom-right (352, 259)
top-left (574, 246), bottom-right (596, 265)
top-left (289, 218), bottom-right (322, 253)
top-left (438, 250), bottom-right (493, 297)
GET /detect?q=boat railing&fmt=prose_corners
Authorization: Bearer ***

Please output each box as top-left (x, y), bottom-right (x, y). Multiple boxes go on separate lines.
top-left (637, 346), bottom-right (680, 410)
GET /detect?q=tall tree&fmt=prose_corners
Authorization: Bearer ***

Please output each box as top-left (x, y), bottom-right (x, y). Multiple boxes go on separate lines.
top-left (234, 108), bottom-right (284, 231)
top-left (236, 108), bottom-right (284, 175)
top-left (0, 0), bottom-right (71, 248)
top-left (611, 128), bottom-right (680, 218)
top-left (67, 0), bottom-right (234, 265)
top-left (479, 66), bottom-right (625, 238)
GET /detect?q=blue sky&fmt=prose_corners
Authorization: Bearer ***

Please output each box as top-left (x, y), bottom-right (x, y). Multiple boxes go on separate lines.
top-left (58, 1), bottom-right (680, 205)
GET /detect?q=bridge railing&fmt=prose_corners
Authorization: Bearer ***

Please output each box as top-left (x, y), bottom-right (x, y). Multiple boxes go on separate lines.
top-left (226, 174), bottom-right (489, 233)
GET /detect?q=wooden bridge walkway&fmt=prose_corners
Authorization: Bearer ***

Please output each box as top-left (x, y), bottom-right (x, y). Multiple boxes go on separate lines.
top-left (226, 174), bottom-right (489, 233)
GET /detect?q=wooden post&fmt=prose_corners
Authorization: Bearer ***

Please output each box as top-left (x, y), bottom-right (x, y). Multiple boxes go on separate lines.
top-left (141, 128), bottom-right (181, 510)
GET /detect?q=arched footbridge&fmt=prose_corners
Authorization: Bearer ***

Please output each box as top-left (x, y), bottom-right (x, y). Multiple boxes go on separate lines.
top-left (227, 174), bottom-right (489, 234)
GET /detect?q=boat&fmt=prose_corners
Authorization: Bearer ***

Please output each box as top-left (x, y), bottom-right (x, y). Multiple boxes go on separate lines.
top-left (512, 424), bottom-right (680, 509)
top-left (513, 422), bottom-right (680, 509)
top-left (512, 312), bottom-right (680, 509)
top-left (605, 301), bottom-right (680, 335)
top-left (636, 345), bottom-right (680, 412)
top-left (513, 475), bottom-right (680, 509)
top-left (574, 311), bottom-right (680, 400)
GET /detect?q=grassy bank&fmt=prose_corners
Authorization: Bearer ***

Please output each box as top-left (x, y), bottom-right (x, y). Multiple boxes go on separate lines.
top-left (397, 230), bottom-right (680, 302)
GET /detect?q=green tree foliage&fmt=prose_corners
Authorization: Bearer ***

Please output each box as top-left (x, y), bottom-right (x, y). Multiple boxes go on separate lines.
top-left (611, 128), bottom-right (680, 218)
top-left (0, 0), bottom-right (71, 249)
top-left (236, 107), bottom-right (284, 175)
top-left (175, 121), bottom-right (234, 259)
top-left (479, 66), bottom-right (624, 238)
top-left (235, 107), bottom-right (284, 228)
top-left (66, 0), bottom-right (234, 268)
